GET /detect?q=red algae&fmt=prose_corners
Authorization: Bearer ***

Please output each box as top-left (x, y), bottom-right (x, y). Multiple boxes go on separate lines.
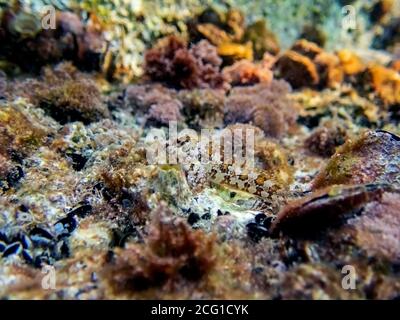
top-left (1, 0), bottom-right (400, 302)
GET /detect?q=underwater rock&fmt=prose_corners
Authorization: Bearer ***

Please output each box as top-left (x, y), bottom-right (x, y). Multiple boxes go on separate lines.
top-left (370, 0), bottom-right (394, 23)
top-left (178, 88), bottom-right (225, 129)
top-left (217, 42), bottom-right (254, 63)
top-left (8, 63), bottom-right (110, 124)
top-left (314, 52), bottom-right (343, 88)
top-left (0, 71), bottom-right (6, 99)
top-left (224, 80), bottom-right (297, 138)
top-left (305, 122), bottom-right (347, 157)
top-left (372, 17), bottom-right (400, 50)
top-left (279, 264), bottom-right (359, 299)
top-left (195, 23), bottom-right (232, 46)
top-left (38, 79), bottom-right (107, 124)
top-left (0, 8), bottom-right (105, 72)
top-left (337, 50), bottom-right (365, 76)
top-left (99, 143), bottom-right (150, 195)
top-left (2, 0), bottom-right (400, 301)
top-left (275, 50), bottom-right (319, 88)
top-left (243, 20), bottom-right (280, 59)
top-left (148, 101), bottom-right (183, 125)
top-left (222, 58), bottom-right (274, 86)
top-left (291, 39), bottom-right (323, 60)
top-left (124, 84), bottom-right (183, 125)
top-left (32, 66), bottom-right (109, 124)
top-left (190, 9), bottom-right (279, 63)
top-left (124, 84), bottom-right (177, 112)
top-left (144, 36), bottom-right (225, 89)
top-left (313, 130), bottom-right (400, 189)
top-left (189, 8), bottom-right (247, 53)
top-left (0, 103), bottom-right (49, 163)
top-left (103, 205), bottom-right (216, 292)
top-left (299, 25), bottom-right (326, 47)
top-left (359, 64), bottom-right (400, 107)
top-left (344, 191), bottom-right (400, 262)
top-left (294, 86), bottom-right (380, 129)
top-left (279, 40), bottom-right (344, 88)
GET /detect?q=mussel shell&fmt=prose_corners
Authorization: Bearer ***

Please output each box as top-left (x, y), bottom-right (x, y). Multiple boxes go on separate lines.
top-left (29, 227), bottom-right (54, 246)
top-left (29, 227), bottom-right (54, 239)
top-left (22, 249), bottom-right (34, 264)
top-left (0, 241), bottom-right (6, 252)
top-left (55, 216), bottom-right (77, 235)
top-left (20, 234), bottom-right (32, 249)
top-left (2, 242), bottom-right (21, 257)
top-left (271, 183), bottom-right (393, 237)
top-left (67, 204), bottom-right (92, 218)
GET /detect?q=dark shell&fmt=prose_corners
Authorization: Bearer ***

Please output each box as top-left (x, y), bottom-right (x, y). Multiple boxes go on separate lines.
top-left (0, 241), bottom-right (6, 252)
top-left (2, 242), bottom-right (21, 257)
top-left (0, 232), bottom-right (8, 243)
top-left (29, 227), bottom-right (54, 240)
top-left (22, 249), bottom-right (33, 264)
top-left (29, 227), bottom-right (54, 246)
top-left (67, 204), bottom-right (92, 218)
top-left (55, 216), bottom-right (77, 235)
top-left (254, 213), bottom-right (273, 228)
top-left (271, 183), bottom-right (393, 236)
top-left (246, 222), bottom-right (269, 242)
top-left (20, 234), bottom-right (32, 249)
